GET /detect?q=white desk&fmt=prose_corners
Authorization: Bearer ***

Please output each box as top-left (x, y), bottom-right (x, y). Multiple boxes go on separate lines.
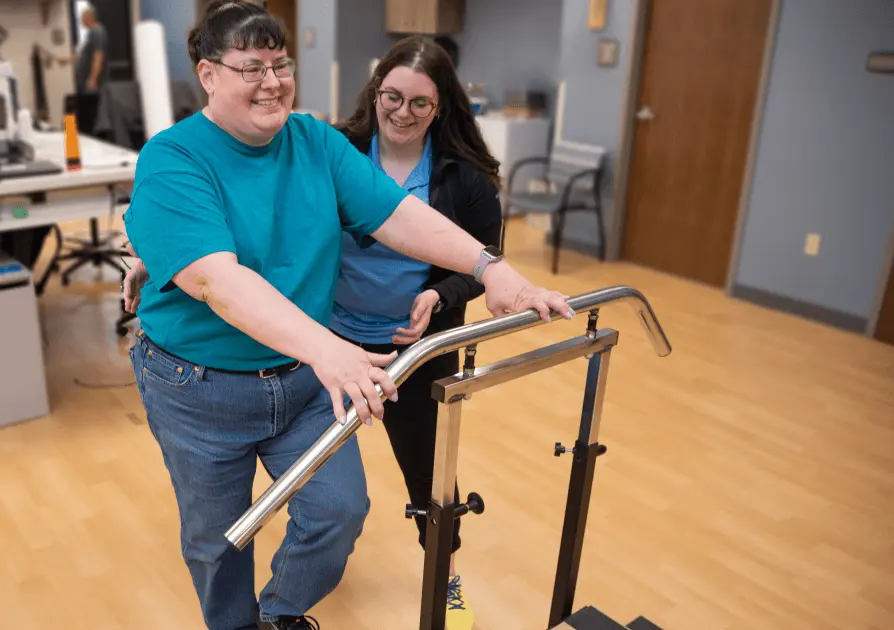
top-left (0, 132), bottom-right (138, 233)
top-left (0, 134), bottom-right (139, 425)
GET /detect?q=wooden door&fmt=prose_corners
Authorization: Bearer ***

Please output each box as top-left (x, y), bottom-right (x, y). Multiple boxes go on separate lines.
top-left (874, 259), bottom-right (894, 345)
top-left (621, 0), bottom-right (774, 287)
top-left (264, 0), bottom-right (299, 108)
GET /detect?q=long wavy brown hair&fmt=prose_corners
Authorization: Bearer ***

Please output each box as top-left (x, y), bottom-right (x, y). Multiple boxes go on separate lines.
top-left (343, 36), bottom-right (501, 187)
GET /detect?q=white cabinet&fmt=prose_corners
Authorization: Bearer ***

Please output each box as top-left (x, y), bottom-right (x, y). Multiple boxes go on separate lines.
top-left (0, 257), bottom-right (49, 428)
top-left (475, 113), bottom-right (551, 210)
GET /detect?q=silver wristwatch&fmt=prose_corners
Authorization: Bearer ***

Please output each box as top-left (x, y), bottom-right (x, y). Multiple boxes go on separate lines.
top-left (473, 245), bottom-right (504, 284)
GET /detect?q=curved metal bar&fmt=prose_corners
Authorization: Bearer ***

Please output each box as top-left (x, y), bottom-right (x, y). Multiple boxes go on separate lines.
top-left (225, 285), bottom-right (671, 549)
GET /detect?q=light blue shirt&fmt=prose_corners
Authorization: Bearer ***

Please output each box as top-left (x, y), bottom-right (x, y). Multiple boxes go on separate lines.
top-left (329, 133), bottom-right (433, 343)
top-left (123, 112), bottom-right (409, 370)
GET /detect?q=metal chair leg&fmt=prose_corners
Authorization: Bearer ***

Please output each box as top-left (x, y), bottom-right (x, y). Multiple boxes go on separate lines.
top-left (552, 209), bottom-right (568, 274)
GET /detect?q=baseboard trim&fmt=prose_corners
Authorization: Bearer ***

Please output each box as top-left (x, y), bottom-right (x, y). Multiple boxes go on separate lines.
top-left (731, 284), bottom-right (868, 333)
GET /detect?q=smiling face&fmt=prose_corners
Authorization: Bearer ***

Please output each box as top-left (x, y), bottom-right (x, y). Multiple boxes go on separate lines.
top-left (199, 47), bottom-right (295, 146)
top-left (375, 66), bottom-right (439, 148)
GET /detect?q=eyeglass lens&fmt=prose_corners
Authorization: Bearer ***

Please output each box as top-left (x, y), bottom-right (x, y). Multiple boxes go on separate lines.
top-left (242, 59), bottom-right (296, 82)
top-left (379, 90), bottom-right (435, 117)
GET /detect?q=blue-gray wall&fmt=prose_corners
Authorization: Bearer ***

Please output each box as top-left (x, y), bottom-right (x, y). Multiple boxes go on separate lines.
top-left (733, 0), bottom-right (894, 322)
top-left (299, 0), bottom-right (338, 115)
top-left (336, 0), bottom-right (395, 120)
top-left (554, 0), bottom-right (637, 255)
top-left (333, 0), bottom-right (563, 121)
top-left (140, 1), bottom-right (196, 82)
top-left (454, 0), bottom-right (562, 115)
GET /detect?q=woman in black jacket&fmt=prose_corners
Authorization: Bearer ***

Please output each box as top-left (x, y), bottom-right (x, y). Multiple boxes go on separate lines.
top-left (330, 36), bottom-right (502, 628)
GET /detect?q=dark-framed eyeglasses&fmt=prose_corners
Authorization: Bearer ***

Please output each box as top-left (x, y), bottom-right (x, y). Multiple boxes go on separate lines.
top-left (377, 89), bottom-right (438, 119)
top-left (212, 58), bottom-right (296, 82)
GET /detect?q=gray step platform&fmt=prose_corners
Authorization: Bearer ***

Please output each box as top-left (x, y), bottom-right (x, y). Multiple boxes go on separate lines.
top-left (554, 606), bottom-right (664, 630)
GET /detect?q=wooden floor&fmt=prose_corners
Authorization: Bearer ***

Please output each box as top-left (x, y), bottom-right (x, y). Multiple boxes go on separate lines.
top-left (1, 218), bottom-right (893, 630)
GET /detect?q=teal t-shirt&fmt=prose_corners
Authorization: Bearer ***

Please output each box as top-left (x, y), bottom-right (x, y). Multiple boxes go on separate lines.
top-left (123, 112), bottom-right (409, 370)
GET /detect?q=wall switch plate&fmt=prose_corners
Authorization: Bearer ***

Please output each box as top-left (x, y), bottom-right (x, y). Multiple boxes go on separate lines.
top-left (804, 233), bottom-right (821, 256)
top-left (304, 28), bottom-right (316, 48)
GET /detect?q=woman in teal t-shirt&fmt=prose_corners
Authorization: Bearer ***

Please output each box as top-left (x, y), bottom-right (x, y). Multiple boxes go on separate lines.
top-left (122, 3), bottom-right (572, 629)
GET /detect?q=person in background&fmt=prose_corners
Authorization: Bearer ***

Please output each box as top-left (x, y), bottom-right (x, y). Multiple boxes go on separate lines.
top-left (119, 2), bottom-right (573, 629)
top-left (58, 4), bottom-right (109, 94)
top-left (330, 35), bottom-right (500, 630)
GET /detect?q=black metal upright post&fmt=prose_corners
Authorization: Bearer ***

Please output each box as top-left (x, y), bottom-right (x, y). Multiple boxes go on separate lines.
top-left (548, 314), bottom-right (614, 628)
top-left (418, 388), bottom-right (466, 630)
top-left (419, 495), bottom-right (457, 630)
top-left (419, 344), bottom-right (483, 630)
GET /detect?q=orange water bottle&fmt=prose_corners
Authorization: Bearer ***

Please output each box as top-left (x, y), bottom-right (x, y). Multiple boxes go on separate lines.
top-left (64, 110), bottom-right (82, 171)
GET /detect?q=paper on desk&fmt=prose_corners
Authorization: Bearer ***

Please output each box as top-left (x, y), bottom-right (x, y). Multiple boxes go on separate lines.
top-left (80, 144), bottom-right (138, 169)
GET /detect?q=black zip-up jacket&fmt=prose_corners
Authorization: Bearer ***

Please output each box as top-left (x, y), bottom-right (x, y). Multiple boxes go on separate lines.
top-left (340, 129), bottom-right (503, 337)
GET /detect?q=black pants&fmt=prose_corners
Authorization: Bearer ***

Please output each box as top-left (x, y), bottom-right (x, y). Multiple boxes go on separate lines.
top-left (335, 332), bottom-right (463, 554)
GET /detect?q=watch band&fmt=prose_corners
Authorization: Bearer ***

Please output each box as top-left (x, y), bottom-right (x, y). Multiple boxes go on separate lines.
top-left (473, 257), bottom-right (487, 284)
top-left (474, 246), bottom-right (504, 284)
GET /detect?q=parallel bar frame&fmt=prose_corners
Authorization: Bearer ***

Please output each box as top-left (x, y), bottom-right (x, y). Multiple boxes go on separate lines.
top-left (225, 286), bottom-right (671, 553)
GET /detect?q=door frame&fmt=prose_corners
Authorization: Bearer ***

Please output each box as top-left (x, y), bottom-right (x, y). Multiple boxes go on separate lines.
top-left (609, 0), bottom-right (783, 297)
top-left (867, 223), bottom-right (894, 337)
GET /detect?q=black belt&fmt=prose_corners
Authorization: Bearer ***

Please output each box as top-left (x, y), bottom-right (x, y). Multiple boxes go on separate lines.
top-left (137, 329), bottom-right (301, 379)
top-left (219, 361), bottom-right (302, 379)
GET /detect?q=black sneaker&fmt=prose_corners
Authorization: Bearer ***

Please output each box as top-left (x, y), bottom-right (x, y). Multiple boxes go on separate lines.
top-left (268, 616), bottom-right (320, 630)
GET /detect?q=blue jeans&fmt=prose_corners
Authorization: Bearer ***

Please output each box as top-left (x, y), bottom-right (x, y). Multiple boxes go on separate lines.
top-left (130, 331), bottom-right (369, 630)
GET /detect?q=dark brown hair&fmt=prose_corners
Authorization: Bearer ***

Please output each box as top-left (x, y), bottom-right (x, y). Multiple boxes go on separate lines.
top-left (187, 0), bottom-right (286, 66)
top-left (343, 36), bottom-right (501, 187)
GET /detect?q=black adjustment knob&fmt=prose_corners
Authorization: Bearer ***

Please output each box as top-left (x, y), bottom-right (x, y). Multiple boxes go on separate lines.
top-left (405, 504), bottom-right (427, 519)
top-left (595, 444), bottom-right (607, 456)
top-left (554, 442), bottom-right (575, 457)
top-left (454, 492), bottom-right (485, 518)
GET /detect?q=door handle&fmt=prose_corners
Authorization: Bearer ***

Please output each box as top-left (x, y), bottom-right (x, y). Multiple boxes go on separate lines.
top-left (636, 106), bottom-right (654, 121)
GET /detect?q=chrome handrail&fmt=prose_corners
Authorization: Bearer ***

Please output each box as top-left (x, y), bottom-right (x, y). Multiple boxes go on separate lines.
top-left (225, 285), bottom-right (671, 549)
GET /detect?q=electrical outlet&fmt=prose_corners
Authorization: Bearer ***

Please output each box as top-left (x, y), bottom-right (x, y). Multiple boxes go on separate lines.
top-left (804, 233), bottom-right (821, 256)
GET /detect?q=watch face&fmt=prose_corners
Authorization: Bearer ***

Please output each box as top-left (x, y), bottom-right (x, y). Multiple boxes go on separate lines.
top-left (483, 245), bottom-right (503, 258)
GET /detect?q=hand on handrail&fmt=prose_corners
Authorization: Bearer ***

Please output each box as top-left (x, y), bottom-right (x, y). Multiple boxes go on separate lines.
top-left (480, 261), bottom-right (575, 323)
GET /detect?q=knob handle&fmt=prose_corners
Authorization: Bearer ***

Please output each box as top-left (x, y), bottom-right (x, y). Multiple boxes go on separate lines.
top-left (405, 504), bottom-right (427, 519)
top-left (455, 492), bottom-right (485, 518)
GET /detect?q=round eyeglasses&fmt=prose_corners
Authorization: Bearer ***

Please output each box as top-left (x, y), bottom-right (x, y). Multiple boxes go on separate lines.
top-left (212, 58), bottom-right (296, 82)
top-left (377, 89), bottom-right (437, 119)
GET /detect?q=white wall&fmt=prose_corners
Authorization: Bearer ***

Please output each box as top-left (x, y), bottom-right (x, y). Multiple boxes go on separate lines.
top-left (0, 0), bottom-right (75, 127)
top-left (299, 0), bottom-right (338, 117)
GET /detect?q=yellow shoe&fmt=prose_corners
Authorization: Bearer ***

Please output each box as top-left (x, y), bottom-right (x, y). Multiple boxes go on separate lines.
top-left (446, 575), bottom-right (475, 630)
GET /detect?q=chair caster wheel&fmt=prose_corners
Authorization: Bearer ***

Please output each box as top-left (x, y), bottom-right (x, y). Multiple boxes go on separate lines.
top-left (116, 326), bottom-right (128, 337)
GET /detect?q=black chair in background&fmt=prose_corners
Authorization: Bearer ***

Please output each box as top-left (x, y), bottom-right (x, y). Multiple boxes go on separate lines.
top-left (500, 144), bottom-right (607, 274)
